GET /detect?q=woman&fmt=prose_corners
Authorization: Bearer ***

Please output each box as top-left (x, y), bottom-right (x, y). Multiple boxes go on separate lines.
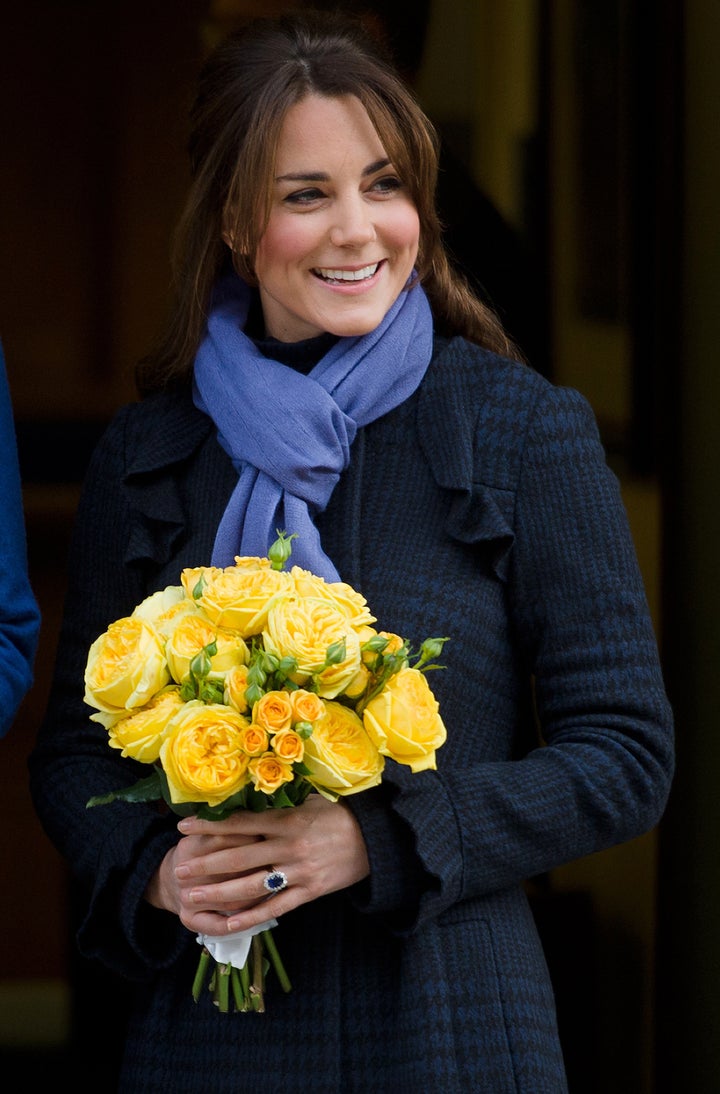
top-left (29, 11), bottom-right (674, 1092)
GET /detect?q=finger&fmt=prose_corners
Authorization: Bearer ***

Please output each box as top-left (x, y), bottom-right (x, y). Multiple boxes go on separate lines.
top-left (184, 863), bottom-right (284, 910)
top-left (175, 840), bottom-right (281, 884)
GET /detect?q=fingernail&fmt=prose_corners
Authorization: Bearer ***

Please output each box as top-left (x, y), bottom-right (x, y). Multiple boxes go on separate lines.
top-left (177, 819), bottom-right (192, 833)
top-left (189, 889), bottom-right (205, 904)
top-left (175, 864), bottom-right (190, 879)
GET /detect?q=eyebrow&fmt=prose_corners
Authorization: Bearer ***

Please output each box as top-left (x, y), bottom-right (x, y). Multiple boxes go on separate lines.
top-left (275, 158), bottom-right (392, 183)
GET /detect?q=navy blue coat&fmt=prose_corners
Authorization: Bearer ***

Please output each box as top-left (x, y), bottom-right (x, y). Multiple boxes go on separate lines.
top-left (29, 336), bottom-right (674, 1092)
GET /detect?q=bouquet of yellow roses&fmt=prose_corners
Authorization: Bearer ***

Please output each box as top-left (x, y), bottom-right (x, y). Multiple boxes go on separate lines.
top-left (84, 531), bottom-right (448, 1013)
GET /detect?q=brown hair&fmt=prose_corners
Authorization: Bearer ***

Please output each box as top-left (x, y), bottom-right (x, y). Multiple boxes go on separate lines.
top-left (137, 9), bottom-right (516, 395)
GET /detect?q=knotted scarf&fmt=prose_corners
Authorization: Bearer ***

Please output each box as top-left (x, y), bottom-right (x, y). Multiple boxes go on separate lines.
top-left (192, 271), bottom-right (433, 581)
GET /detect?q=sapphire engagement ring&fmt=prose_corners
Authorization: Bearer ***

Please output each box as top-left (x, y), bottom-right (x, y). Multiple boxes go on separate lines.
top-left (263, 868), bottom-right (288, 894)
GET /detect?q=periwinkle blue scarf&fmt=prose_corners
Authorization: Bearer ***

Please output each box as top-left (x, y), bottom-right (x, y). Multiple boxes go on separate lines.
top-left (192, 272), bottom-right (433, 581)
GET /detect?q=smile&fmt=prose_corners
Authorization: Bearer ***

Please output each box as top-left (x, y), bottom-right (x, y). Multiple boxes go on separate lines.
top-left (312, 262), bottom-right (380, 283)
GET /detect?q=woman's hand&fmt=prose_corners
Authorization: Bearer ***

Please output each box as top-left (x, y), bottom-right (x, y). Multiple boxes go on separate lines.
top-left (145, 794), bottom-right (370, 937)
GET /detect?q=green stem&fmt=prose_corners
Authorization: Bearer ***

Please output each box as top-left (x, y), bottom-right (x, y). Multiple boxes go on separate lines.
top-left (230, 966), bottom-right (247, 1012)
top-left (261, 928), bottom-right (292, 993)
top-left (250, 934), bottom-right (265, 1012)
top-left (216, 963), bottom-right (231, 1012)
top-left (192, 948), bottom-right (212, 1003)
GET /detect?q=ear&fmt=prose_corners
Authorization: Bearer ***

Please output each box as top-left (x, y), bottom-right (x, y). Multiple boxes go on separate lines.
top-left (221, 205), bottom-right (236, 249)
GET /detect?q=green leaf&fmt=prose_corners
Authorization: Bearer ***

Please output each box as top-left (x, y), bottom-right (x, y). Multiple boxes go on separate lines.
top-left (270, 786), bottom-right (295, 808)
top-left (86, 770), bottom-right (162, 808)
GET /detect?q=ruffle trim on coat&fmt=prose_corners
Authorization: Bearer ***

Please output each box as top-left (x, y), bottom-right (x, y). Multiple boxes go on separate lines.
top-left (120, 394), bottom-right (216, 568)
top-left (123, 474), bottom-right (187, 568)
top-left (444, 484), bottom-right (515, 582)
top-left (417, 338), bottom-right (524, 583)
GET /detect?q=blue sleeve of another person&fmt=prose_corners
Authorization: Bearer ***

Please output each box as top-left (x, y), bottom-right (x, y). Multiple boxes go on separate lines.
top-left (0, 342), bottom-right (40, 736)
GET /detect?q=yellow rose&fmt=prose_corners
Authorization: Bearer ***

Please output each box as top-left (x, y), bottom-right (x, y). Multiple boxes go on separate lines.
top-left (362, 667), bottom-right (446, 773)
top-left (263, 596), bottom-right (361, 698)
top-left (270, 728), bottom-right (305, 764)
top-left (164, 612), bottom-right (248, 684)
top-left (342, 664), bottom-right (370, 700)
top-left (180, 565), bottom-right (224, 600)
top-left (248, 751), bottom-right (295, 795)
top-left (303, 699), bottom-right (384, 797)
top-left (190, 562), bottom-right (294, 637)
top-left (289, 688), bottom-right (325, 725)
top-left (253, 690), bottom-right (294, 733)
top-left (132, 585), bottom-right (193, 637)
top-left (224, 664), bottom-right (251, 713)
top-left (102, 687), bottom-right (185, 762)
top-left (238, 722), bottom-right (269, 756)
top-left (84, 616), bottom-right (170, 713)
top-left (160, 702), bottom-right (251, 806)
top-left (290, 567), bottom-right (376, 628)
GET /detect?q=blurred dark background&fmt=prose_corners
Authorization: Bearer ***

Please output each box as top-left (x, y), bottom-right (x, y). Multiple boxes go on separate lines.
top-left (1, 2), bottom-right (717, 1092)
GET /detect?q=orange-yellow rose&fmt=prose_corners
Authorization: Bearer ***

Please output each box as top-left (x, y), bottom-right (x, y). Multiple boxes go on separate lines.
top-left (270, 728), bottom-right (305, 764)
top-left (263, 597), bottom-right (361, 698)
top-left (238, 722), bottom-right (269, 756)
top-left (164, 612), bottom-right (248, 684)
top-left (188, 561), bottom-right (294, 637)
top-left (362, 667), bottom-right (446, 773)
top-left (248, 752), bottom-right (295, 795)
top-left (100, 687), bottom-right (185, 762)
top-left (84, 616), bottom-right (170, 713)
top-left (289, 689), bottom-right (325, 725)
top-left (253, 690), bottom-right (293, 734)
top-left (303, 700), bottom-right (384, 798)
top-left (160, 702), bottom-right (251, 806)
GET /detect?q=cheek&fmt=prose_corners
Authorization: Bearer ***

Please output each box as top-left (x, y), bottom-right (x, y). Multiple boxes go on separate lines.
top-left (255, 218), bottom-right (314, 281)
top-left (386, 205), bottom-right (420, 261)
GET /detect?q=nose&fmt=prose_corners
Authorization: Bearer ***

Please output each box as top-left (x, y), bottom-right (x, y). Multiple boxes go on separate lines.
top-left (328, 195), bottom-right (376, 248)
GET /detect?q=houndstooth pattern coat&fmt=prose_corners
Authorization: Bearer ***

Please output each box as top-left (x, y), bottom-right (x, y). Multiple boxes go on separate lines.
top-left (29, 335), bottom-right (674, 1093)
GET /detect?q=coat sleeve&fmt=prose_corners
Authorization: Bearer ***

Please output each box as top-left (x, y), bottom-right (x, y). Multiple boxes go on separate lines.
top-left (28, 405), bottom-right (191, 980)
top-left (347, 379), bottom-right (674, 930)
top-left (0, 345), bottom-right (40, 736)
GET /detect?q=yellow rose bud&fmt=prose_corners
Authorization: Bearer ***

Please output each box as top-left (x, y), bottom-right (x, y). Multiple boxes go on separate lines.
top-left (303, 700), bottom-right (384, 797)
top-left (160, 702), bottom-right (251, 806)
top-left (224, 664), bottom-right (251, 713)
top-left (103, 687), bottom-right (185, 762)
top-left (289, 688), bottom-right (325, 725)
top-left (362, 667), bottom-right (447, 773)
top-left (84, 616), bottom-right (170, 713)
top-left (164, 612), bottom-right (248, 685)
top-left (271, 728), bottom-right (305, 764)
top-left (263, 597), bottom-right (361, 698)
top-left (238, 722), bottom-right (269, 756)
top-left (253, 690), bottom-right (293, 734)
top-left (248, 751), bottom-right (295, 795)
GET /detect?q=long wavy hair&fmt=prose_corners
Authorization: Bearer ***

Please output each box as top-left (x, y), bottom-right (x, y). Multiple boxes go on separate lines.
top-left (136, 8), bottom-right (516, 395)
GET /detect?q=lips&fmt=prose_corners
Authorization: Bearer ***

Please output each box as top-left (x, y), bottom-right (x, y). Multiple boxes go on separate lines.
top-left (311, 262), bottom-right (380, 283)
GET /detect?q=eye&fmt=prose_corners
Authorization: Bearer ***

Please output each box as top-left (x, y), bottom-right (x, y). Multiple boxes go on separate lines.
top-left (283, 187), bottom-right (326, 206)
top-left (369, 175), bottom-right (404, 195)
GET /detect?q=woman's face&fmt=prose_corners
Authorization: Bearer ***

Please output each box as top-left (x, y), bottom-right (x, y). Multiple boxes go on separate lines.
top-left (253, 93), bottom-right (420, 342)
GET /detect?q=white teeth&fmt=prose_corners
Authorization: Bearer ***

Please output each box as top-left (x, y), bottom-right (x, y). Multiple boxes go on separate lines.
top-left (314, 263), bottom-right (379, 282)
